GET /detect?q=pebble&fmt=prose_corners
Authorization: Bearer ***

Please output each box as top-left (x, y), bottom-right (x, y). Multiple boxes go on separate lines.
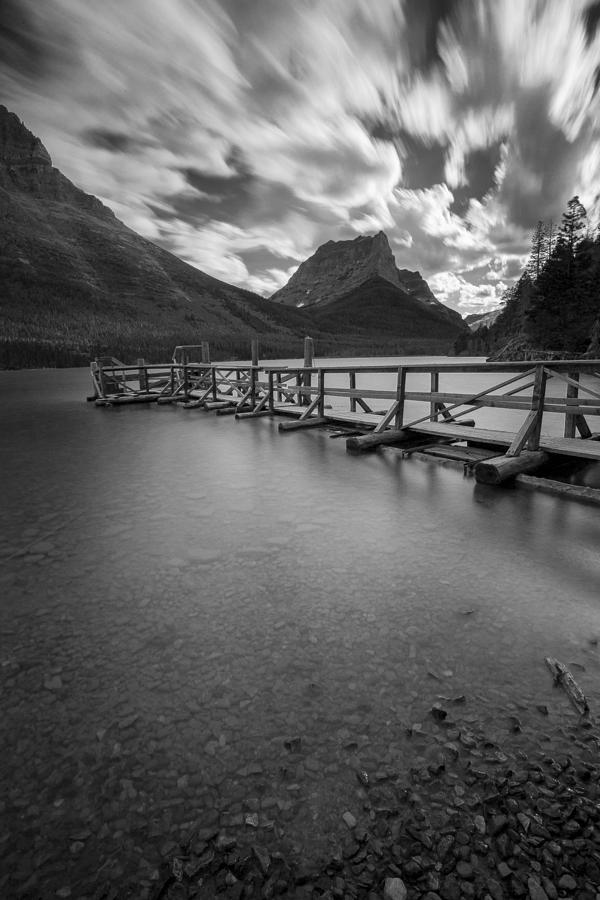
top-left (384, 877), bottom-right (408, 900)
top-left (558, 874), bottom-right (577, 891)
top-left (342, 811), bottom-right (357, 829)
top-left (528, 876), bottom-right (550, 900)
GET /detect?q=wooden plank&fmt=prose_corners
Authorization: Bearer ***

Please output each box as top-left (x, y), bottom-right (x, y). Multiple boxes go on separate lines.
top-left (405, 422), bottom-right (600, 461)
top-left (538, 436), bottom-right (600, 459)
top-left (373, 400), bottom-right (401, 434)
top-left (236, 393), bottom-right (269, 418)
top-left (546, 367), bottom-right (600, 401)
top-left (475, 451), bottom-right (549, 484)
top-left (356, 397), bottom-right (374, 414)
top-left (421, 444), bottom-right (498, 463)
top-left (298, 393), bottom-right (321, 421)
top-left (575, 414), bottom-right (592, 439)
top-left (506, 411), bottom-right (538, 457)
top-left (406, 422), bottom-right (516, 447)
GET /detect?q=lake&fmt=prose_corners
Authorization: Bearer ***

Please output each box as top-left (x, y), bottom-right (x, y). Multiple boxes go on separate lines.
top-left (1, 361), bottom-right (600, 898)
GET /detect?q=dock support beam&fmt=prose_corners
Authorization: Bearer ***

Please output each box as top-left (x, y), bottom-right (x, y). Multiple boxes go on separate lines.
top-left (346, 429), bottom-right (410, 452)
top-left (474, 451), bottom-right (550, 485)
top-left (302, 337), bottom-right (314, 407)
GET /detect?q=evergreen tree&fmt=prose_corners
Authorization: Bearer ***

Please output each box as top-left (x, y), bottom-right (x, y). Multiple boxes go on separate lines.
top-left (558, 196), bottom-right (587, 277)
top-left (545, 221), bottom-right (555, 258)
top-left (526, 197), bottom-right (596, 353)
top-left (526, 221), bottom-right (547, 281)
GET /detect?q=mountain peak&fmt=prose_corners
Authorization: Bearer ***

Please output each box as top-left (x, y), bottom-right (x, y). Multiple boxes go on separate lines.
top-left (0, 105), bottom-right (52, 167)
top-left (271, 231), bottom-right (402, 308)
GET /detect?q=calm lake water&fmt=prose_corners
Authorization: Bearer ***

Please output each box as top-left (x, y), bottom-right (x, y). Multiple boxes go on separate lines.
top-left (1, 361), bottom-right (600, 897)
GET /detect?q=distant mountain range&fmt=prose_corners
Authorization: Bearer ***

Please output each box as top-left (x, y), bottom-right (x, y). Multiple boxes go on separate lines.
top-left (464, 309), bottom-right (502, 331)
top-left (0, 106), bottom-right (467, 367)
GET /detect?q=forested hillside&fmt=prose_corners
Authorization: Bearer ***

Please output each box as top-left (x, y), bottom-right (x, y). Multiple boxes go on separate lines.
top-left (456, 197), bottom-right (600, 359)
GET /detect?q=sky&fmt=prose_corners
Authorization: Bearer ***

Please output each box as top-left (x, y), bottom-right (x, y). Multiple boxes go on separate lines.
top-left (2, 0), bottom-right (600, 315)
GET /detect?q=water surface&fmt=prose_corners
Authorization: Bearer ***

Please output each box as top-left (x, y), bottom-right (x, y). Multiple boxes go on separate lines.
top-left (1, 365), bottom-right (599, 896)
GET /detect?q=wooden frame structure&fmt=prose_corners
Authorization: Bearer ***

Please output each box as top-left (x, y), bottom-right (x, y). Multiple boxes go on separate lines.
top-left (91, 351), bottom-right (600, 487)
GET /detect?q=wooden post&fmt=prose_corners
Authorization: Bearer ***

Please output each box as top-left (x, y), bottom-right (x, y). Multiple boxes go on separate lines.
top-left (395, 366), bottom-right (406, 429)
top-left (303, 336), bottom-right (313, 406)
top-left (201, 342), bottom-right (210, 364)
top-left (317, 369), bottom-right (325, 417)
top-left (349, 372), bottom-right (357, 412)
top-left (303, 337), bottom-right (314, 366)
top-left (526, 364), bottom-right (547, 450)
top-left (137, 358), bottom-right (148, 392)
top-left (182, 350), bottom-right (189, 400)
top-left (170, 366), bottom-right (175, 396)
top-left (564, 372), bottom-right (578, 438)
top-left (211, 366), bottom-right (218, 401)
top-left (250, 340), bottom-right (259, 410)
top-left (97, 361), bottom-right (107, 398)
top-left (430, 371), bottom-right (439, 421)
top-left (268, 371), bottom-right (274, 412)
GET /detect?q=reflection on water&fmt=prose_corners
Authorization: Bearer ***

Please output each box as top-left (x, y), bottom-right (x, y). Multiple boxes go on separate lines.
top-left (1, 366), bottom-right (600, 894)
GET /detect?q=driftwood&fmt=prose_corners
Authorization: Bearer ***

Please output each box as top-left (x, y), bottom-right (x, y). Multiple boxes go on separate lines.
top-left (544, 656), bottom-right (590, 717)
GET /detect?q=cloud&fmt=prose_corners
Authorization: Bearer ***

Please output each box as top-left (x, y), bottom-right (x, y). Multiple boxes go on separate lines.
top-left (1, 0), bottom-right (599, 315)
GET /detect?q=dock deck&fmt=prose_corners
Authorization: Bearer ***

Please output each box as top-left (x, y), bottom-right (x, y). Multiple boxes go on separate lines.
top-left (90, 349), bottom-right (600, 498)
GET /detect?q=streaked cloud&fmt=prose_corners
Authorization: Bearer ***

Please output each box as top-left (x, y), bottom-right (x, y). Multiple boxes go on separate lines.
top-left (1, 0), bottom-right (599, 313)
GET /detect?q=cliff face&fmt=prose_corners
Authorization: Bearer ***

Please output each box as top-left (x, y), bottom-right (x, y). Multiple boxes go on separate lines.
top-left (0, 105), bottom-right (113, 215)
top-left (271, 232), bottom-right (402, 307)
top-left (271, 231), bottom-right (466, 331)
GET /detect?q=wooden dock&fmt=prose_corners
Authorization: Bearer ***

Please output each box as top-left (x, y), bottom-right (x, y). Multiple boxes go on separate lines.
top-left (90, 340), bottom-right (600, 500)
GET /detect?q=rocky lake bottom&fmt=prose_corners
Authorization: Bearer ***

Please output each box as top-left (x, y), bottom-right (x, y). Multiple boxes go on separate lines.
top-left (1, 368), bottom-right (600, 900)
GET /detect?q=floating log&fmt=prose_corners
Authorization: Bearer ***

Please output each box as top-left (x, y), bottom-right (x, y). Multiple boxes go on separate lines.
top-left (278, 417), bottom-right (328, 432)
top-left (474, 450), bottom-right (549, 485)
top-left (544, 656), bottom-right (589, 717)
top-left (95, 393), bottom-right (158, 406)
top-left (204, 401), bottom-right (235, 411)
top-left (516, 475), bottom-right (600, 506)
top-left (346, 429), bottom-right (411, 452)
top-left (236, 409), bottom-right (274, 419)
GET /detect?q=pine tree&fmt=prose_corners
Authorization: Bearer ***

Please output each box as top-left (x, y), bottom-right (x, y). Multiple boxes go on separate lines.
top-left (545, 221), bottom-right (555, 258)
top-left (526, 221), bottom-right (547, 281)
top-left (559, 196), bottom-right (587, 277)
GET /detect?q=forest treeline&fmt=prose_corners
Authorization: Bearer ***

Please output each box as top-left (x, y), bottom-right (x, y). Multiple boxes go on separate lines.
top-left (456, 196), bottom-right (600, 358)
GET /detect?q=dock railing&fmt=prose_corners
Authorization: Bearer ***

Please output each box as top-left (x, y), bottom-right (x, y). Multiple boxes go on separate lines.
top-left (91, 353), bottom-right (600, 482)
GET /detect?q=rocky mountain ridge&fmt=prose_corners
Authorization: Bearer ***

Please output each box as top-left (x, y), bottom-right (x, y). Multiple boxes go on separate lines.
top-left (271, 230), bottom-right (464, 329)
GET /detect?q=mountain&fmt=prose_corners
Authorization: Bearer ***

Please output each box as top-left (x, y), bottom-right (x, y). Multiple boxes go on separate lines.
top-left (465, 309), bottom-right (503, 331)
top-left (270, 231), bottom-right (465, 331)
top-left (308, 275), bottom-right (468, 343)
top-left (1, 106), bottom-right (467, 367)
top-left (0, 105), bottom-right (312, 366)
